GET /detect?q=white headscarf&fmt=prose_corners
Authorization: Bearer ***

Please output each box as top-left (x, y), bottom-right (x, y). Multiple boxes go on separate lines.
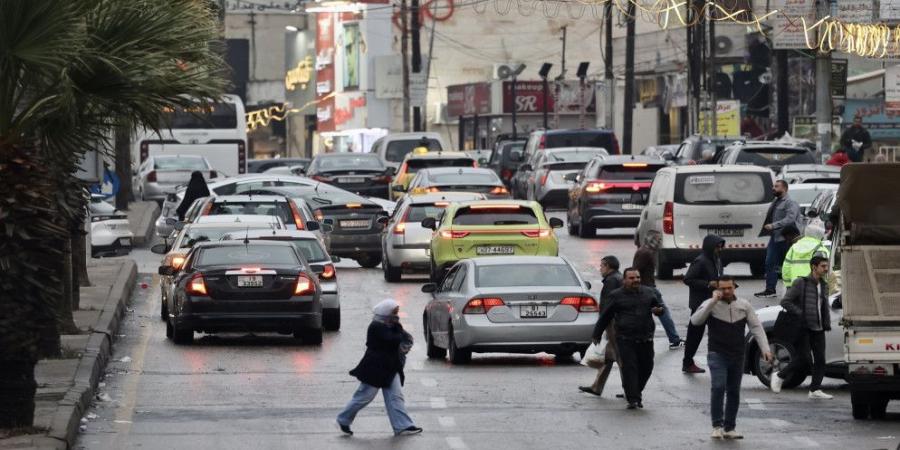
top-left (373, 298), bottom-right (399, 323)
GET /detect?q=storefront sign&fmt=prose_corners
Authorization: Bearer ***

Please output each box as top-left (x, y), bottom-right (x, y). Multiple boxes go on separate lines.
top-left (772, 0), bottom-right (816, 49)
top-left (836, 0), bottom-right (875, 23)
top-left (792, 116), bottom-right (841, 142)
top-left (698, 100), bottom-right (741, 136)
top-left (501, 80), bottom-right (595, 114)
top-left (285, 56), bottom-right (313, 91)
top-left (225, 0), bottom-right (302, 11)
top-left (843, 99), bottom-right (900, 140)
top-left (447, 83), bottom-right (491, 117)
top-left (887, 65), bottom-right (900, 113)
top-left (831, 59), bottom-right (848, 99)
top-left (316, 12), bottom-right (336, 131)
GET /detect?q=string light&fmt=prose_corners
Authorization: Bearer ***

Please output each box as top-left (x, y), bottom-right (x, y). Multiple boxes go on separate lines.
top-left (245, 93), bottom-right (337, 132)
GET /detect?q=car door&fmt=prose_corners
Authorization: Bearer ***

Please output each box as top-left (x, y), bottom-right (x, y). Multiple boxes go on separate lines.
top-left (528, 152), bottom-right (547, 199)
top-left (429, 265), bottom-right (461, 347)
top-left (639, 171), bottom-right (669, 244)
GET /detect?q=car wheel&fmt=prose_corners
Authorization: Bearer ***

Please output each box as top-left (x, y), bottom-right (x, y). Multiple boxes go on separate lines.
top-left (323, 308), bottom-right (341, 331)
top-left (870, 399), bottom-right (889, 420)
top-left (165, 318), bottom-right (174, 339)
top-left (383, 259), bottom-right (402, 282)
top-left (657, 254), bottom-right (674, 280)
top-left (578, 217), bottom-right (595, 239)
top-left (750, 262), bottom-right (766, 278)
top-left (553, 352), bottom-right (577, 363)
top-left (356, 253), bottom-right (382, 269)
top-left (447, 324), bottom-right (471, 364)
top-left (295, 327), bottom-right (323, 345)
top-left (171, 319), bottom-right (193, 345)
top-left (851, 391), bottom-right (871, 420)
top-left (753, 339), bottom-right (806, 389)
top-left (424, 318), bottom-right (446, 359)
top-left (160, 295), bottom-right (168, 321)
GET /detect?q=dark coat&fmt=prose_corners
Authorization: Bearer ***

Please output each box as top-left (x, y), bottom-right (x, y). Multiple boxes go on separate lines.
top-left (632, 247), bottom-right (656, 287)
top-left (780, 275), bottom-right (831, 332)
top-left (683, 234), bottom-right (724, 310)
top-left (349, 320), bottom-right (407, 388)
top-left (599, 270), bottom-right (623, 307)
top-left (176, 171), bottom-right (210, 220)
top-left (593, 285), bottom-right (662, 341)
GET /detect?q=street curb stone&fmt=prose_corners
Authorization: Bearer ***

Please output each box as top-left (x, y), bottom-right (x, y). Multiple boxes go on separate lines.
top-left (130, 201), bottom-right (159, 247)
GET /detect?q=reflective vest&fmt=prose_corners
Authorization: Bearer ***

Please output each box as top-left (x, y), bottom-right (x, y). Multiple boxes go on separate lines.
top-left (782, 236), bottom-right (830, 287)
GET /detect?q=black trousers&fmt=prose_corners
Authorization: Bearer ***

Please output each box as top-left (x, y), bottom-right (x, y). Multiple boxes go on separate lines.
top-left (683, 305), bottom-right (706, 366)
top-left (778, 329), bottom-right (826, 391)
top-left (616, 337), bottom-right (654, 404)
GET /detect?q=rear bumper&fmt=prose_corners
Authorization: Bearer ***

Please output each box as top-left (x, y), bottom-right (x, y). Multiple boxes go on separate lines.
top-left (661, 247), bottom-right (766, 268)
top-left (848, 375), bottom-right (900, 393)
top-left (385, 244), bottom-right (430, 270)
top-left (177, 297), bottom-right (322, 332)
top-left (455, 314), bottom-right (596, 351)
top-left (584, 208), bottom-right (642, 228)
top-left (329, 232), bottom-right (382, 255)
top-left (141, 182), bottom-right (180, 201)
top-left (91, 237), bottom-right (133, 257)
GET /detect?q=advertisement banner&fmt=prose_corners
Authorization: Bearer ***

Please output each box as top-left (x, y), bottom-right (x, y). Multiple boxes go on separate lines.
top-left (342, 24), bottom-right (360, 90)
top-left (316, 12), bottom-right (335, 132)
top-left (698, 100), bottom-right (741, 136)
top-left (843, 99), bottom-right (900, 141)
top-left (836, 0), bottom-right (875, 23)
top-left (447, 83), bottom-right (491, 117)
top-left (501, 80), bottom-right (595, 114)
top-left (772, 0), bottom-right (816, 49)
top-left (886, 65), bottom-right (900, 113)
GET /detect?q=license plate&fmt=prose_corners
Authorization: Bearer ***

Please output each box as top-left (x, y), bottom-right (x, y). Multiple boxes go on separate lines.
top-left (338, 177), bottom-right (364, 183)
top-left (621, 203), bottom-right (643, 210)
top-left (119, 238), bottom-right (131, 246)
top-left (237, 275), bottom-right (263, 287)
top-left (708, 228), bottom-right (744, 237)
top-left (520, 305), bottom-right (547, 318)
top-left (340, 219), bottom-right (370, 228)
top-left (476, 245), bottom-right (515, 255)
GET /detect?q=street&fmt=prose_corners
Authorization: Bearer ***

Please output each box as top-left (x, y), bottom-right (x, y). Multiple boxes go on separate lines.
top-left (75, 212), bottom-right (896, 450)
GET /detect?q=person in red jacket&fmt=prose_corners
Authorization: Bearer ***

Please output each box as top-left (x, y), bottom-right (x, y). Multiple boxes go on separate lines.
top-left (826, 148), bottom-right (850, 167)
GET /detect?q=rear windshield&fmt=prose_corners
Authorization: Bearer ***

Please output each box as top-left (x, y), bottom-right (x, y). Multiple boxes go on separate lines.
top-left (545, 132), bottom-right (613, 151)
top-left (154, 157), bottom-right (209, 171)
top-left (207, 201), bottom-right (292, 224)
top-left (452, 206), bottom-right (537, 225)
top-left (476, 264), bottom-right (580, 287)
top-left (316, 155), bottom-right (384, 171)
top-left (406, 204), bottom-right (447, 222)
top-left (676, 172), bottom-right (773, 205)
top-left (160, 102), bottom-right (237, 129)
top-left (593, 164), bottom-right (663, 180)
top-left (406, 158), bottom-right (474, 173)
top-left (496, 142), bottom-right (526, 164)
top-left (179, 227), bottom-right (266, 248)
top-left (286, 189), bottom-right (368, 207)
top-left (546, 150), bottom-right (605, 163)
top-left (196, 245), bottom-right (299, 266)
top-left (790, 187), bottom-right (835, 205)
top-left (385, 139), bottom-right (443, 162)
top-left (736, 148), bottom-right (816, 166)
top-left (428, 172), bottom-right (500, 185)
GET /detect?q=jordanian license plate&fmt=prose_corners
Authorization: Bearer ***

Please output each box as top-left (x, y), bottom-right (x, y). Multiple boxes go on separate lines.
top-left (621, 203), bottom-right (643, 210)
top-left (119, 238), bottom-right (131, 246)
top-left (476, 245), bottom-right (515, 255)
top-left (520, 305), bottom-right (547, 318)
top-left (708, 228), bottom-right (744, 237)
top-left (338, 177), bottom-right (364, 183)
top-left (237, 275), bottom-right (263, 287)
top-left (340, 219), bottom-right (370, 228)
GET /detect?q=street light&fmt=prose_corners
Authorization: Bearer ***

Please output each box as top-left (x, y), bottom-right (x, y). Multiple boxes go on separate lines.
top-left (539, 63), bottom-right (553, 130)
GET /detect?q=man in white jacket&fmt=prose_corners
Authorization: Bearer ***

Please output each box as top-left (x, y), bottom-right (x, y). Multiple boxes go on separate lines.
top-left (691, 276), bottom-right (773, 440)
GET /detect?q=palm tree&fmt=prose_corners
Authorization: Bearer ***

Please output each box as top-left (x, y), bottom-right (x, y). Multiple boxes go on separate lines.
top-left (0, 0), bottom-right (228, 428)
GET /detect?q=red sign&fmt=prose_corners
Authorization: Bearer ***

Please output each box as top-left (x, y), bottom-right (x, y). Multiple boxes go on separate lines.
top-left (502, 80), bottom-right (595, 114)
top-left (316, 12), bottom-right (335, 132)
top-left (446, 83), bottom-right (492, 117)
top-left (334, 95), bottom-right (367, 126)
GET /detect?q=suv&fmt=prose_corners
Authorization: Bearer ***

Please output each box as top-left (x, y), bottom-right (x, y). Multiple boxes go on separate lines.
top-left (670, 135), bottom-right (745, 165)
top-left (717, 142), bottom-right (817, 174)
top-left (522, 129), bottom-right (619, 164)
top-left (487, 139), bottom-right (526, 187)
top-left (370, 132), bottom-right (449, 169)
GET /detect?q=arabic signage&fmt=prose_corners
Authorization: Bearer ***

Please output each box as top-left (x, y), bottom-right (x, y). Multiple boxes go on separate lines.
top-left (447, 83), bottom-right (491, 117)
top-left (334, 93), bottom-right (367, 129)
top-left (285, 56), bottom-right (313, 91)
top-left (772, 0), bottom-right (816, 49)
top-left (501, 81), bottom-right (596, 114)
top-left (316, 12), bottom-right (335, 131)
top-left (843, 99), bottom-right (900, 140)
top-left (225, 0), bottom-right (302, 12)
top-left (836, 0), bottom-right (874, 23)
top-left (831, 59), bottom-right (848, 99)
top-left (698, 100), bottom-right (741, 136)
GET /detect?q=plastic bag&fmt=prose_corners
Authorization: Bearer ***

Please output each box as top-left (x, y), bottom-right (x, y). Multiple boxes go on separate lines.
top-left (580, 342), bottom-right (606, 369)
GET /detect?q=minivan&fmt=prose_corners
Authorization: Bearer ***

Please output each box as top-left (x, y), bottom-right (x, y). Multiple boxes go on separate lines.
top-left (370, 132), bottom-right (449, 169)
top-left (635, 165), bottom-right (774, 279)
top-left (522, 129), bottom-right (619, 164)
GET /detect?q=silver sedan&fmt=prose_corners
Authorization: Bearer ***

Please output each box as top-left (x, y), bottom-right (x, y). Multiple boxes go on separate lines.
top-left (135, 155), bottom-right (217, 202)
top-left (422, 256), bottom-right (598, 364)
top-left (524, 147), bottom-right (607, 208)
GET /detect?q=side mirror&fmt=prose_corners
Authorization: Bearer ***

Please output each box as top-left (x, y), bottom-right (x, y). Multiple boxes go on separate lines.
top-left (322, 224), bottom-right (334, 233)
top-left (165, 217), bottom-right (177, 226)
top-left (322, 218), bottom-right (334, 226)
top-left (306, 221), bottom-right (321, 231)
top-left (584, 281), bottom-right (592, 290)
top-left (421, 283), bottom-right (437, 293)
top-left (392, 185), bottom-right (407, 193)
top-left (376, 216), bottom-right (390, 226)
top-left (563, 172), bottom-right (578, 182)
top-left (548, 217), bottom-right (564, 228)
top-left (150, 243), bottom-right (169, 255)
top-left (173, 221), bottom-right (185, 231)
top-left (158, 265), bottom-right (177, 276)
top-left (331, 255), bottom-right (341, 263)
top-left (806, 209), bottom-right (819, 218)
top-left (520, 164), bottom-right (533, 172)
top-left (421, 217), bottom-right (437, 230)
top-left (309, 264), bottom-right (325, 275)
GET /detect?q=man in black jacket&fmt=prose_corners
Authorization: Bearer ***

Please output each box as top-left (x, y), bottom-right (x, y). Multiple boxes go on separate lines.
top-left (682, 234), bottom-right (725, 373)
top-left (593, 267), bottom-right (664, 409)
top-left (580, 256), bottom-right (623, 396)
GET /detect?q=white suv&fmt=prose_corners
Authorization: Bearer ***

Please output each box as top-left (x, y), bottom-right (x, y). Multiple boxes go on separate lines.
top-left (635, 165), bottom-right (774, 279)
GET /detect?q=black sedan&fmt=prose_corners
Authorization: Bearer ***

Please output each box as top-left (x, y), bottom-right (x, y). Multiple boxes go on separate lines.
top-left (306, 153), bottom-right (395, 199)
top-left (160, 240), bottom-right (324, 345)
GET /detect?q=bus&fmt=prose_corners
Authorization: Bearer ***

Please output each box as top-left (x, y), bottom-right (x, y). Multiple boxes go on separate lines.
top-left (133, 94), bottom-right (248, 177)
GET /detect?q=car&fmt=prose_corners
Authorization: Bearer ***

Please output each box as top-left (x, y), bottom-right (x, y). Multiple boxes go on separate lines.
top-left (520, 147), bottom-right (608, 208)
top-left (565, 156), bottom-right (666, 237)
top-left (179, 195), bottom-right (327, 243)
top-left (634, 164), bottom-right (775, 279)
top-left (381, 192), bottom-right (487, 282)
top-left (669, 135), bottom-right (745, 165)
top-left (487, 139), bottom-right (527, 187)
top-left (370, 132), bottom-right (448, 169)
top-left (522, 128), bottom-right (619, 164)
top-left (390, 151), bottom-right (476, 200)
top-left (465, 149), bottom-right (493, 166)
top-left (150, 216), bottom-right (284, 321)
top-left (262, 165), bottom-right (307, 176)
top-left (423, 200), bottom-right (563, 281)
top-left (804, 189), bottom-right (839, 239)
top-left (134, 154), bottom-right (218, 203)
top-left (402, 167), bottom-right (511, 199)
top-left (718, 142), bottom-right (817, 174)
top-left (779, 164), bottom-right (841, 184)
top-left (89, 194), bottom-right (134, 258)
top-left (420, 256), bottom-right (597, 364)
top-left (305, 153), bottom-right (395, 199)
top-left (784, 183), bottom-right (839, 216)
top-left (247, 157), bottom-right (311, 174)
top-left (237, 229), bottom-right (342, 331)
top-left (160, 240), bottom-right (324, 345)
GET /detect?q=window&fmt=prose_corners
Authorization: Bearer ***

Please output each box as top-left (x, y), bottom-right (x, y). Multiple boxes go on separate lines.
top-left (179, 227), bottom-right (243, 248)
top-left (545, 132), bottom-right (613, 150)
top-left (154, 157), bottom-right (210, 171)
top-left (676, 172), bottom-right (773, 205)
top-left (735, 148), bottom-right (816, 166)
top-left (451, 265), bottom-right (467, 291)
top-left (406, 204), bottom-right (447, 222)
top-left (316, 155), bottom-right (384, 171)
top-left (385, 139), bottom-right (443, 163)
top-left (406, 158), bottom-right (474, 173)
top-left (593, 164), bottom-right (663, 180)
top-left (476, 264), bottom-right (580, 287)
top-left (160, 102), bottom-right (238, 129)
top-left (428, 172), bottom-right (500, 185)
top-left (207, 200), bottom-right (293, 225)
top-left (452, 206), bottom-right (537, 225)
top-left (196, 245), bottom-right (300, 266)
top-left (440, 266), bottom-right (460, 292)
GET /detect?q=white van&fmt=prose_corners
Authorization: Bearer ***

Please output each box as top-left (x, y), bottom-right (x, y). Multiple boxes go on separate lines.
top-left (370, 132), bottom-right (449, 169)
top-left (635, 165), bottom-right (774, 279)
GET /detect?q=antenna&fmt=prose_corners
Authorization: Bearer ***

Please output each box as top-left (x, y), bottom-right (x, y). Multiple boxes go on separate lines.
top-left (243, 226), bottom-right (250, 245)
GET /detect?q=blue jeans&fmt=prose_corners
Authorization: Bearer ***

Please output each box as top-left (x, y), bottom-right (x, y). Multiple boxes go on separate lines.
top-left (651, 287), bottom-right (681, 345)
top-left (707, 352), bottom-right (744, 431)
top-left (337, 374), bottom-right (415, 434)
top-left (765, 238), bottom-right (788, 291)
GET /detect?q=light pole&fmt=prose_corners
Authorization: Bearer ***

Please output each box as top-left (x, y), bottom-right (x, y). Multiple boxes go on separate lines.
top-left (503, 64), bottom-right (526, 140)
top-left (539, 63), bottom-right (553, 130)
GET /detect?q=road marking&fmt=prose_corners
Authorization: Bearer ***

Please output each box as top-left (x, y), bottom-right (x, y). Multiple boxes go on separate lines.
top-left (446, 436), bottom-right (468, 449)
top-left (430, 397), bottom-right (447, 409)
top-left (768, 418), bottom-right (791, 428)
top-left (438, 416), bottom-right (456, 428)
top-left (745, 398), bottom-right (766, 410)
top-left (793, 436), bottom-right (821, 448)
top-left (420, 377), bottom-right (437, 387)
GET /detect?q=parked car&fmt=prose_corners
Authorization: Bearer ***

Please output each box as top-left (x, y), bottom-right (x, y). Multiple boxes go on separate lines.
top-left (134, 154), bottom-right (217, 202)
top-left (421, 256), bottom-right (597, 364)
top-left (669, 135), bottom-right (745, 165)
top-left (370, 132), bottom-right (448, 169)
top-left (566, 156), bottom-right (665, 237)
top-left (634, 164), bottom-right (774, 279)
top-left (402, 167), bottom-right (510, 199)
top-left (718, 142), bottom-right (817, 173)
top-left (487, 139), bottom-right (527, 187)
top-left (520, 147), bottom-right (608, 208)
top-left (306, 153), bottom-right (394, 199)
top-left (390, 151), bottom-right (476, 200)
top-left (779, 164), bottom-right (841, 184)
top-left (247, 157), bottom-right (310, 174)
top-left (89, 194), bottom-right (133, 258)
top-left (785, 183), bottom-right (839, 216)
top-left (522, 128), bottom-right (619, 164)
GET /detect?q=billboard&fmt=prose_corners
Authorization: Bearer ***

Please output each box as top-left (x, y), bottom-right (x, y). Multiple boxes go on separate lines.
top-left (446, 83), bottom-right (492, 117)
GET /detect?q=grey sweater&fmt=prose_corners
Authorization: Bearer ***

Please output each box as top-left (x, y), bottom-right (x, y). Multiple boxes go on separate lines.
top-left (691, 296), bottom-right (770, 358)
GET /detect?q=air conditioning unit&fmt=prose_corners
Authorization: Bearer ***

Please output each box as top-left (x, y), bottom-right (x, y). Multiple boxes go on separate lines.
top-left (493, 63), bottom-right (525, 80)
top-left (432, 102), bottom-right (447, 124)
top-left (713, 36), bottom-right (745, 59)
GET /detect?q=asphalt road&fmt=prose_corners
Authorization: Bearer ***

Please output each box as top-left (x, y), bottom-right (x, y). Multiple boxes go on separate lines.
top-left (76, 212), bottom-right (900, 450)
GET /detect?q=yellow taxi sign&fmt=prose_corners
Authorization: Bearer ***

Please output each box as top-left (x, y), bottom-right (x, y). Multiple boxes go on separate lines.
top-left (412, 146), bottom-right (430, 155)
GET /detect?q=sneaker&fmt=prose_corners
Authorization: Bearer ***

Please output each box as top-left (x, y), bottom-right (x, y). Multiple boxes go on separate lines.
top-left (682, 363), bottom-right (706, 374)
top-left (754, 289), bottom-right (777, 298)
top-left (337, 422), bottom-right (353, 436)
top-left (669, 339), bottom-right (685, 350)
top-left (627, 402), bottom-right (639, 409)
top-left (710, 427), bottom-right (724, 439)
top-left (637, 402), bottom-right (644, 409)
top-left (808, 390), bottom-right (833, 399)
top-left (723, 430), bottom-right (744, 440)
top-left (398, 426), bottom-right (423, 436)
top-left (770, 373), bottom-right (785, 393)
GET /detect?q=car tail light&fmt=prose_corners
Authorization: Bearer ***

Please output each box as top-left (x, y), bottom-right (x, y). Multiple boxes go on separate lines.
top-left (585, 181), bottom-right (608, 193)
top-left (373, 175), bottom-right (392, 183)
top-left (539, 173), bottom-right (549, 186)
top-left (140, 142), bottom-right (149, 161)
top-left (295, 273), bottom-right (315, 295)
top-left (622, 163), bottom-right (648, 168)
top-left (171, 254), bottom-right (186, 269)
top-left (433, 201), bottom-right (450, 207)
top-left (209, 170), bottom-right (218, 179)
top-left (521, 229), bottom-right (550, 238)
top-left (200, 202), bottom-right (214, 216)
top-left (440, 230), bottom-right (470, 239)
top-left (186, 274), bottom-right (207, 296)
top-left (501, 168), bottom-right (513, 180)
top-left (874, 366), bottom-right (889, 376)
top-left (238, 141), bottom-right (246, 174)
top-left (538, 134), bottom-right (546, 149)
top-left (288, 200), bottom-right (305, 229)
top-left (463, 297), bottom-right (504, 314)
top-left (471, 204), bottom-right (519, 210)
top-left (663, 201), bottom-right (674, 235)
top-left (314, 209), bottom-right (324, 222)
top-left (346, 203), bottom-right (361, 208)
top-left (393, 222), bottom-right (406, 235)
top-left (312, 175), bottom-right (330, 182)
top-left (320, 264), bottom-right (336, 280)
top-left (560, 296), bottom-right (599, 312)
top-left (490, 186), bottom-right (509, 195)
top-left (147, 170), bottom-right (157, 182)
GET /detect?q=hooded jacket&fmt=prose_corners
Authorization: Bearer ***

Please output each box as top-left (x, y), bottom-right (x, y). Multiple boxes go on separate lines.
top-left (349, 300), bottom-right (407, 387)
top-left (683, 235), bottom-right (725, 310)
top-left (633, 231), bottom-right (662, 287)
top-left (782, 225), bottom-right (830, 287)
top-left (176, 171), bottom-right (211, 220)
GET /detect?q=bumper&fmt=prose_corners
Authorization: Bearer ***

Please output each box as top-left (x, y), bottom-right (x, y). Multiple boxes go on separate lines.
top-left (454, 313), bottom-right (596, 352)
top-left (177, 297), bottom-right (322, 332)
top-left (320, 290), bottom-right (339, 309)
top-left (329, 232), bottom-right (382, 255)
top-left (385, 244), bottom-right (430, 270)
top-left (584, 207), bottom-right (642, 228)
top-left (661, 247), bottom-right (766, 268)
top-left (848, 375), bottom-right (900, 394)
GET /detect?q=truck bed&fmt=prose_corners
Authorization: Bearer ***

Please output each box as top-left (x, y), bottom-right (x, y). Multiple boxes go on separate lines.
top-left (842, 246), bottom-right (900, 323)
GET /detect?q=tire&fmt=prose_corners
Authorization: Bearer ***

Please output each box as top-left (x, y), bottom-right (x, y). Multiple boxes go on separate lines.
top-left (160, 295), bottom-right (168, 321)
top-left (578, 217), bottom-right (595, 239)
top-left (383, 260), bottom-right (402, 282)
top-left (447, 325), bottom-right (471, 364)
top-left (171, 319), bottom-right (193, 345)
top-left (553, 352), bottom-right (576, 363)
top-left (356, 253), bottom-right (382, 269)
top-left (295, 327), bottom-right (323, 345)
top-left (851, 391), bottom-right (871, 420)
top-left (753, 339), bottom-right (806, 389)
top-left (871, 399), bottom-right (889, 420)
top-left (567, 215), bottom-right (578, 236)
top-left (323, 308), bottom-right (341, 331)
top-left (424, 318), bottom-right (446, 359)
top-left (657, 253), bottom-right (674, 280)
top-left (750, 261), bottom-right (766, 278)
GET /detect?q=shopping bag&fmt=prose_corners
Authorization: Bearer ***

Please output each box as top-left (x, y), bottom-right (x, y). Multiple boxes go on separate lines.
top-left (580, 341), bottom-right (606, 369)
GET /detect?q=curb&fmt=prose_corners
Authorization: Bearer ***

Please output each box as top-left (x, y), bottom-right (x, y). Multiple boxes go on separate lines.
top-left (45, 260), bottom-right (137, 449)
top-left (131, 201), bottom-right (159, 247)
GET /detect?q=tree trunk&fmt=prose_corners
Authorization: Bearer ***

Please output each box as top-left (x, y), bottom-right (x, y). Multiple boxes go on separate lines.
top-left (114, 126), bottom-right (132, 210)
top-left (0, 360), bottom-right (37, 428)
top-left (73, 222), bottom-right (90, 291)
top-left (56, 237), bottom-right (80, 335)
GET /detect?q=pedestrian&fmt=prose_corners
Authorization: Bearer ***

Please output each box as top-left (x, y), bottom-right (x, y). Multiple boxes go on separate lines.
top-left (579, 256), bottom-right (624, 397)
top-left (682, 234), bottom-right (725, 374)
top-left (175, 171), bottom-right (210, 221)
top-left (770, 256), bottom-right (834, 399)
top-left (691, 276), bottom-right (772, 440)
top-left (840, 115), bottom-right (871, 163)
top-left (782, 223), bottom-right (829, 288)
top-left (755, 180), bottom-right (801, 299)
top-left (592, 267), bottom-right (665, 409)
top-left (826, 148), bottom-right (850, 167)
top-left (632, 230), bottom-right (684, 349)
top-left (337, 299), bottom-right (423, 436)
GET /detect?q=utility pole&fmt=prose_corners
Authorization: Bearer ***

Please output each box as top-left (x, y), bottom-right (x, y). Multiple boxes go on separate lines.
top-left (424, 0), bottom-right (438, 131)
top-left (411, 0), bottom-right (423, 131)
top-left (687, 0), bottom-right (703, 135)
top-left (708, 9), bottom-right (717, 136)
top-left (814, 0), bottom-right (833, 156)
top-left (555, 26), bottom-right (567, 129)
top-left (622, 1), bottom-right (636, 154)
top-left (400, 0), bottom-right (410, 132)
top-left (604, 2), bottom-right (614, 130)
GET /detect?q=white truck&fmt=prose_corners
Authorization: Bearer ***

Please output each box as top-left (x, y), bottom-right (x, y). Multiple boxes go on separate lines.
top-left (836, 163), bottom-right (900, 420)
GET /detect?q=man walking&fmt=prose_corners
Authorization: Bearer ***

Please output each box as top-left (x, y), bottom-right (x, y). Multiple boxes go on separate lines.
top-left (840, 115), bottom-right (871, 162)
top-left (771, 255), bottom-right (834, 399)
top-left (633, 230), bottom-right (684, 349)
top-left (683, 234), bottom-right (725, 373)
top-left (755, 180), bottom-right (801, 298)
top-left (691, 276), bottom-right (772, 440)
top-left (580, 256), bottom-right (623, 396)
top-left (782, 223), bottom-right (829, 288)
top-left (593, 268), bottom-right (664, 409)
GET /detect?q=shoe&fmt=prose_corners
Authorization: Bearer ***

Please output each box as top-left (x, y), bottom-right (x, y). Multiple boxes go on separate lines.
top-left (770, 373), bottom-right (785, 394)
top-left (615, 393), bottom-right (625, 399)
top-left (754, 289), bottom-right (777, 298)
top-left (723, 430), bottom-right (743, 440)
top-left (627, 402), bottom-right (639, 409)
top-left (669, 339), bottom-right (685, 350)
top-left (578, 386), bottom-right (601, 396)
top-left (398, 426), bottom-right (423, 436)
top-left (682, 363), bottom-right (706, 374)
top-left (338, 422), bottom-right (353, 436)
top-left (808, 390), bottom-right (833, 399)
top-left (710, 427), bottom-right (724, 439)
top-left (637, 402), bottom-right (643, 409)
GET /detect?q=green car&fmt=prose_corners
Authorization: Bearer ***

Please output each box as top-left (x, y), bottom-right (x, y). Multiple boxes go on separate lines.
top-left (420, 200), bottom-right (564, 281)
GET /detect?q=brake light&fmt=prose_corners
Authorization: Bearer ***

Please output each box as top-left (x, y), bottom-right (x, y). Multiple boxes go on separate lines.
top-left (470, 204), bottom-right (519, 210)
top-left (147, 170), bottom-right (157, 182)
top-left (433, 201), bottom-right (450, 207)
top-left (288, 200), bottom-right (305, 229)
top-left (538, 134), bottom-right (546, 149)
top-left (186, 274), bottom-right (207, 296)
top-left (521, 229), bottom-right (551, 238)
top-left (240, 267), bottom-right (261, 273)
top-left (540, 173), bottom-right (549, 186)
top-left (312, 175), bottom-right (330, 182)
top-left (209, 170), bottom-right (218, 179)
top-left (140, 142), bottom-right (149, 161)
top-left (320, 264), bottom-right (335, 280)
top-left (663, 201), bottom-right (674, 235)
top-left (463, 297), bottom-right (504, 314)
top-left (294, 273), bottom-right (315, 295)
top-left (501, 168), bottom-right (513, 180)
top-left (346, 203), bottom-right (361, 208)
top-left (622, 163), bottom-right (648, 168)
top-left (200, 202), bottom-right (214, 216)
top-left (238, 141), bottom-right (246, 174)
top-left (560, 296), bottom-right (599, 312)
top-left (490, 186), bottom-right (509, 195)
top-left (171, 255), bottom-right (186, 269)
top-left (585, 181), bottom-right (607, 193)
top-left (393, 222), bottom-right (406, 235)
top-left (440, 230), bottom-right (470, 239)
